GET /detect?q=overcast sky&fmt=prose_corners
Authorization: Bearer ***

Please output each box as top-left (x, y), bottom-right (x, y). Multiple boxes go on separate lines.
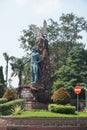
top-left (0, 0), bottom-right (87, 87)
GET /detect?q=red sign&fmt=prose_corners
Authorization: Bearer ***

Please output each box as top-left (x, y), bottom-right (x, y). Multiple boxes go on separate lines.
top-left (74, 86), bottom-right (81, 94)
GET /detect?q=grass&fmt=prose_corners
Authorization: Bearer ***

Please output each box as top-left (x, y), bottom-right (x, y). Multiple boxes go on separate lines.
top-left (12, 109), bottom-right (87, 118)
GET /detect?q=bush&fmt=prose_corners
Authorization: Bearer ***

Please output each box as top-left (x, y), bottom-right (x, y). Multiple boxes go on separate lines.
top-left (0, 99), bottom-right (25, 115)
top-left (3, 87), bottom-right (15, 101)
top-left (0, 98), bottom-right (8, 104)
top-left (48, 104), bottom-right (76, 114)
top-left (11, 105), bottom-right (24, 115)
top-left (51, 87), bottom-right (71, 105)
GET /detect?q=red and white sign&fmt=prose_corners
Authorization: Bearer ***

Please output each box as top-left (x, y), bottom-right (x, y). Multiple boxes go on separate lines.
top-left (74, 86), bottom-right (81, 94)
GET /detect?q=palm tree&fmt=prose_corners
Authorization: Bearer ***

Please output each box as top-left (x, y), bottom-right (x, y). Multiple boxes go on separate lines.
top-left (3, 52), bottom-right (11, 87)
top-left (10, 57), bottom-right (25, 87)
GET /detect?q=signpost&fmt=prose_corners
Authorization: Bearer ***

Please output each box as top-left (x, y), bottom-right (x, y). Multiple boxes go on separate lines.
top-left (74, 86), bottom-right (81, 95)
top-left (74, 85), bottom-right (81, 126)
top-left (74, 85), bottom-right (81, 111)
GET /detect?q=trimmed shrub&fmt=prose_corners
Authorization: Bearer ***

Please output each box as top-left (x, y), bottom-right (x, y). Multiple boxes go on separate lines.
top-left (51, 87), bottom-right (71, 105)
top-left (3, 87), bottom-right (15, 101)
top-left (0, 99), bottom-right (25, 115)
top-left (48, 104), bottom-right (76, 114)
top-left (0, 98), bottom-right (8, 104)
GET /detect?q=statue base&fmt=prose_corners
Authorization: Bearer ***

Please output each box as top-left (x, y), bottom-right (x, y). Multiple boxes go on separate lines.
top-left (16, 83), bottom-right (51, 109)
top-left (24, 101), bottom-right (48, 110)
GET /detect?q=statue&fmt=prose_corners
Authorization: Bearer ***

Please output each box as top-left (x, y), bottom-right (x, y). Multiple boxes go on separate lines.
top-left (17, 20), bottom-right (51, 105)
top-left (30, 46), bottom-right (41, 84)
top-left (31, 20), bottom-right (51, 89)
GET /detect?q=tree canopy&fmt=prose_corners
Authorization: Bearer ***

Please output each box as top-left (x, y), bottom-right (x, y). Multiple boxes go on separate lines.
top-left (52, 48), bottom-right (87, 93)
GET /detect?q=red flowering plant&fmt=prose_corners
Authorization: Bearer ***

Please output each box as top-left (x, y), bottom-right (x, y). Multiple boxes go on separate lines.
top-left (51, 87), bottom-right (71, 105)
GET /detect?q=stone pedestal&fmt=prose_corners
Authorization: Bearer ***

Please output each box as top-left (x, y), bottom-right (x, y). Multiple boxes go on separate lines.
top-left (16, 84), bottom-right (50, 109)
top-left (24, 101), bottom-right (48, 110)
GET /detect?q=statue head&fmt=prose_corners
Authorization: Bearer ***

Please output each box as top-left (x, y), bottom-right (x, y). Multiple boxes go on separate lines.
top-left (32, 46), bottom-right (37, 52)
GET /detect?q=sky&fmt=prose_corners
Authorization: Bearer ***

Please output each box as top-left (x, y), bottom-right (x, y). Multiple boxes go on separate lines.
top-left (0, 0), bottom-right (87, 87)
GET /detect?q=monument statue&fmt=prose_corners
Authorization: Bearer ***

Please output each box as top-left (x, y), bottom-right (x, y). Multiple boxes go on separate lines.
top-left (17, 20), bottom-right (51, 107)
top-left (30, 46), bottom-right (41, 83)
top-left (31, 20), bottom-right (51, 90)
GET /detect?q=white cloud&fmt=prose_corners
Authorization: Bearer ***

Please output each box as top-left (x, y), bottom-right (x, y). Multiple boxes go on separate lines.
top-left (34, 0), bottom-right (61, 15)
top-left (15, 0), bottom-right (29, 6)
top-left (15, 0), bottom-right (61, 15)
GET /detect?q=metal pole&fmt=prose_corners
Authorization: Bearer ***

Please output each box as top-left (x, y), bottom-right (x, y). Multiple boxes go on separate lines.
top-left (77, 94), bottom-right (79, 126)
top-left (77, 94), bottom-right (79, 112)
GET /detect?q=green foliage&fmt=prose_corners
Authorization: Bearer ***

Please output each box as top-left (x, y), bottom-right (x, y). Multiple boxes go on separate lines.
top-left (48, 104), bottom-right (76, 114)
top-left (0, 66), bottom-right (6, 97)
top-left (51, 87), bottom-right (71, 105)
top-left (22, 62), bottom-right (31, 85)
top-left (0, 66), bottom-right (5, 84)
top-left (67, 49), bottom-right (87, 85)
top-left (10, 57), bottom-right (27, 86)
top-left (0, 99), bottom-right (25, 115)
top-left (47, 13), bottom-right (86, 73)
top-left (19, 25), bottom-right (36, 52)
top-left (51, 80), bottom-right (65, 94)
top-left (53, 48), bottom-right (87, 93)
top-left (0, 98), bottom-right (8, 104)
top-left (3, 87), bottom-right (15, 101)
top-left (11, 105), bottom-right (24, 115)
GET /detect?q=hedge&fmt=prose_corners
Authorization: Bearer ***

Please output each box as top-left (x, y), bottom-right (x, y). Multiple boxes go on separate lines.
top-left (48, 104), bottom-right (76, 114)
top-left (0, 99), bottom-right (25, 115)
top-left (0, 98), bottom-right (8, 104)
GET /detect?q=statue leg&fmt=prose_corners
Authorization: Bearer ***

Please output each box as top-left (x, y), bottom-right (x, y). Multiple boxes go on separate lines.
top-left (34, 65), bottom-right (38, 83)
top-left (34, 72), bottom-right (38, 83)
top-left (31, 65), bottom-right (35, 83)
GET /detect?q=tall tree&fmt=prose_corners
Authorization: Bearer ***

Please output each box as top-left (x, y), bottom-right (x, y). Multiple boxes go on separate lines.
top-left (3, 52), bottom-right (12, 86)
top-left (47, 13), bottom-right (87, 72)
top-left (52, 48), bottom-right (87, 93)
top-left (10, 56), bottom-right (28, 86)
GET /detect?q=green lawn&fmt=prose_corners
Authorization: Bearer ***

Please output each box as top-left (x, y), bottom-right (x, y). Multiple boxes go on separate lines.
top-left (13, 109), bottom-right (87, 118)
